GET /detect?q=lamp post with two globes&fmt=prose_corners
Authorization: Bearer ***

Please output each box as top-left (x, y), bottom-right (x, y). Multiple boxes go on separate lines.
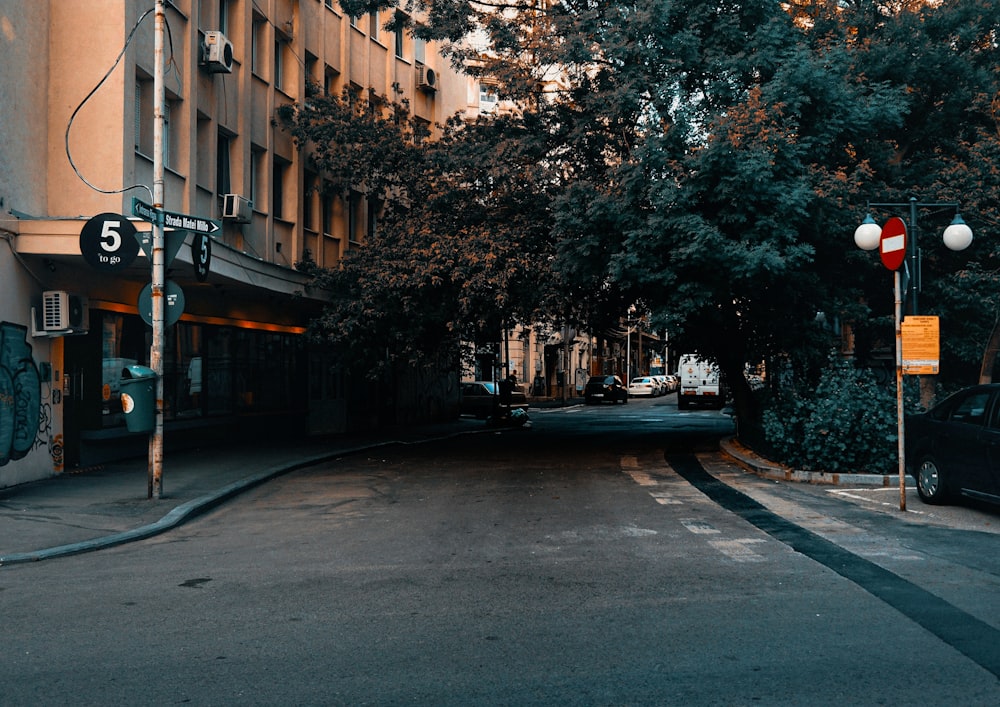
top-left (854, 197), bottom-right (973, 511)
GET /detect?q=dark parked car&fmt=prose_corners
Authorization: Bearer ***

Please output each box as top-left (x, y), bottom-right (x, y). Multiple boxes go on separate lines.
top-left (584, 375), bottom-right (628, 405)
top-left (906, 384), bottom-right (1000, 506)
top-left (460, 380), bottom-right (528, 419)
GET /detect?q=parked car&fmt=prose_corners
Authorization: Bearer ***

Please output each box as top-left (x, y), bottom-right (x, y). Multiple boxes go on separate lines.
top-left (652, 375), bottom-right (673, 394)
top-left (663, 374), bottom-right (679, 393)
top-left (584, 375), bottom-right (628, 405)
top-left (905, 384), bottom-right (1000, 506)
top-left (628, 377), bottom-right (658, 397)
top-left (459, 380), bottom-right (528, 419)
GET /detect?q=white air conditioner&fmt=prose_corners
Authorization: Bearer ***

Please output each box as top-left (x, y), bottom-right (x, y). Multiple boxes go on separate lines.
top-left (223, 193), bottom-right (253, 223)
top-left (201, 31), bottom-right (234, 73)
top-left (41, 291), bottom-right (89, 332)
top-left (416, 65), bottom-right (437, 92)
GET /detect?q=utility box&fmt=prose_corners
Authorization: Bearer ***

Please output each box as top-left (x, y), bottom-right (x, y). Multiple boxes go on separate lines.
top-left (120, 365), bottom-right (157, 433)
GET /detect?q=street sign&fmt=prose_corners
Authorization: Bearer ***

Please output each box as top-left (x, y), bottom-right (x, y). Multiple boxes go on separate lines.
top-left (132, 198), bottom-right (159, 223)
top-left (137, 280), bottom-right (185, 328)
top-left (134, 229), bottom-right (189, 269)
top-left (192, 232), bottom-right (212, 282)
top-left (132, 198), bottom-right (220, 235)
top-left (902, 315), bottom-right (940, 375)
top-left (79, 213), bottom-right (139, 271)
top-left (880, 216), bottom-right (907, 271)
top-left (162, 209), bottom-right (220, 235)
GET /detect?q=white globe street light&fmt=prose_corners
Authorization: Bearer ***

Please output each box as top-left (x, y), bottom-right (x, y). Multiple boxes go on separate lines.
top-left (856, 198), bottom-right (974, 315)
top-left (943, 213), bottom-right (973, 251)
top-left (853, 214), bottom-right (882, 251)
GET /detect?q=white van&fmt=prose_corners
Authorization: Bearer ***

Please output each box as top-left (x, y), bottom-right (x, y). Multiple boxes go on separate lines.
top-left (677, 355), bottom-right (726, 410)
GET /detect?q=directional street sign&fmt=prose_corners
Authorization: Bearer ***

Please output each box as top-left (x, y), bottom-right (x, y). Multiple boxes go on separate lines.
top-left (132, 198), bottom-right (159, 224)
top-left (162, 209), bottom-right (220, 235)
top-left (880, 216), bottom-right (907, 271)
top-left (132, 198), bottom-right (220, 235)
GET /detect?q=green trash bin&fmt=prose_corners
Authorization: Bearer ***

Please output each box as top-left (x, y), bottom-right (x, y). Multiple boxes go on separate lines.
top-left (120, 365), bottom-right (157, 433)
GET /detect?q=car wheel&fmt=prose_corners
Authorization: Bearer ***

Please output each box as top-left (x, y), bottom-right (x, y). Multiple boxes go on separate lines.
top-left (677, 397), bottom-right (689, 410)
top-left (916, 457), bottom-right (950, 505)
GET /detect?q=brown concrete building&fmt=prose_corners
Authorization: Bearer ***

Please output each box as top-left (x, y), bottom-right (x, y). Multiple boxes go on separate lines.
top-left (0, 0), bottom-right (474, 484)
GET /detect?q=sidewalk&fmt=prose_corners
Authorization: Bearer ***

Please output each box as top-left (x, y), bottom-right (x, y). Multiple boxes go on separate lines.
top-left (0, 419), bottom-right (485, 566)
top-left (720, 437), bottom-right (904, 487)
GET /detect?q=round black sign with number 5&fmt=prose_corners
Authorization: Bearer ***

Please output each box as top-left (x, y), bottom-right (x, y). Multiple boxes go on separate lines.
top-left (192, 232), bottom-right (212, 282)
top-left (79, 213), bottom-right (140, 272)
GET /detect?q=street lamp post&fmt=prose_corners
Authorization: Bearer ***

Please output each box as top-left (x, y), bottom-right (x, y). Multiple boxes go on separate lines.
top-left (854, 197), bottom-right (973, 511)
top-left (854, 196), bottom-right (973, 316)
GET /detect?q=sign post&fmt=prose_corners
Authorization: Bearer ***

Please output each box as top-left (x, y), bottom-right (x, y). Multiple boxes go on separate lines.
top-left (149, 0), bottom-right (166, 499)
top-left (881, 217), bottom-right (908, 512)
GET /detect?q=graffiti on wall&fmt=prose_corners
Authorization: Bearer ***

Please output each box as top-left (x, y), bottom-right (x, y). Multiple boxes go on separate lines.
top-left (0, 323), bottom-right (42, 467)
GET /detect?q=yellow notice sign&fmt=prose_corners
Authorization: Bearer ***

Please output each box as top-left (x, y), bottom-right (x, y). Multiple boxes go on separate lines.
top-left (902, 316), bottom-right (940, 375)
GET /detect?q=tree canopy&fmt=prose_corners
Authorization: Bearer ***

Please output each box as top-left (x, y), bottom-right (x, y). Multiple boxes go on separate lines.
top-left (285, 0), bottom-right (1000, 419)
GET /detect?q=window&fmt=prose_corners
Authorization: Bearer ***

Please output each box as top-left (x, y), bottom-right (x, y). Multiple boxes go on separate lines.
top-left (950, 392), bottom-right (990, 426)
top-left (369, 12), bottom-right (379, 41)
top-left (217, 133), bottom-right (231, 196)
top-left (218, 0), bottom-right (230, 35)
top-left (415, 37), bottom-right (425, 64)
top-left (324, 0), bottom-right (333, 8)
top-left (303, 172), bottom-right (317, 230)
top-left (322, 192), bottom-right (333, 236)
top-left (272, 159), bottom-right (287, 220)
top-left (162, 101), bottom-right (171, 169)
top-left (395, 27), bottom-right (404, 58)
top-left (252, 16), bottom-right (265, 74)
top-left (274, 40), bottom-right (283, 90)
top-left (134, 81), bottom-right (143, 151)
top-left (250, 147), bottom-right (265, 205)
top-left (134, 79), bottom-right (152, 154)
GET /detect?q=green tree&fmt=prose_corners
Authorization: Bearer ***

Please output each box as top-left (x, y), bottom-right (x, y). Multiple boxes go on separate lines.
top-left (290, 0), bottom-right (1000, 444)
top-left (280, 89), bottom-right (560, 379)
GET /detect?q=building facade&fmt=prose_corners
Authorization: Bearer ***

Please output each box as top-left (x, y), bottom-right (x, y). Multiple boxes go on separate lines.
top-left (0, 0), bottom-right (474, 486)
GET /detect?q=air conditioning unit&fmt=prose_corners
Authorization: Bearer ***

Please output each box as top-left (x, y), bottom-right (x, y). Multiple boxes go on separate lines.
top-left (201, 31), bottom-right (234, 74)
top-left (223, 193), bottom-right (253, 223)
top-left (41, 291), bottom-right (89, 332)
top-left (416, 65), bottom-right (437, 92)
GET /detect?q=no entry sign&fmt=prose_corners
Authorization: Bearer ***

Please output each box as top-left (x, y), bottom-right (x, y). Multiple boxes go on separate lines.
top-left (880, 217), bottom-right (907, 271)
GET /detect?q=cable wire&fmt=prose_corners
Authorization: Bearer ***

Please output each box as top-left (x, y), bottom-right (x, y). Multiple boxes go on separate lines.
top-left (65, 7), bottom-right (156, 202)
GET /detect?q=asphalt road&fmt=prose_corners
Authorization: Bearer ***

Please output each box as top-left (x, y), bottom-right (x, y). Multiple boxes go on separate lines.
top-left (2, 396), bottom-right (999, 705)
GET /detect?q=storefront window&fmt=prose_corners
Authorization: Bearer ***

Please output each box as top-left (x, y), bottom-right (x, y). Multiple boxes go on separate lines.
top-left (100, 313), bottom-right (150, 427)
top-left (97, 311), bottom-right (302, 428)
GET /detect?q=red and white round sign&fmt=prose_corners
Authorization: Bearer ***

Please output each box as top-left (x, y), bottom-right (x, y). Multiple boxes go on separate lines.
top-left (880, 217), bottom-right (907, 271)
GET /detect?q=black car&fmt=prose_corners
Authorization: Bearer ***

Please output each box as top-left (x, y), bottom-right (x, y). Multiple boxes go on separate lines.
top-left (584, 375), bottom-right (628, 405)
top-left (459, 381), bottom-right (528, 418)
top-left (905, 384), bottom-right (1000, 505)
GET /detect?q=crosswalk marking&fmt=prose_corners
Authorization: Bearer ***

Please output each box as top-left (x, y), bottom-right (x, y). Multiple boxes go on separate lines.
top-left (622, 454), bottom-right (770, 563)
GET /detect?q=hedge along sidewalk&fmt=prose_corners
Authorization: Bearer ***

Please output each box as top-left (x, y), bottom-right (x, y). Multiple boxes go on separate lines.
top-left (720, 437), bottom-right (907, 487)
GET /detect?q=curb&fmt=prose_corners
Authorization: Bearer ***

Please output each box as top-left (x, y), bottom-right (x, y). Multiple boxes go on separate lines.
top-left (0, 429), bottom-right (486, 566)
top-left (719, 437), bottom-right (908, 488)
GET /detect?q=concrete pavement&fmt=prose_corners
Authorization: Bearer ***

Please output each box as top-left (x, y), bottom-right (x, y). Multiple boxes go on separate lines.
top-left (0, 419), bottom-right (485, 566)
top-left (0, 410), bottom-right (899, 567)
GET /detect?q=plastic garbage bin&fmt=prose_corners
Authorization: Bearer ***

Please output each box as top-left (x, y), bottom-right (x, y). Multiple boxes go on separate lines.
top-left (120, 365), bottom-right (157, 433)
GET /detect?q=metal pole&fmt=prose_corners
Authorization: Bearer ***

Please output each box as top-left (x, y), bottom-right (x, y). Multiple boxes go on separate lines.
top-left (894, 269), bottom-right (906, 512)
top-left (908, 197), bottom-right (919, 316)
top-left (625, 322), bottom-right (631, 383)
top-left (149, 0), bottom-right (166, 499)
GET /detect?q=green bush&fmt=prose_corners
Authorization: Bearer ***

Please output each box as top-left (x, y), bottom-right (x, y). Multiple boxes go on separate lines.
top-left (759, 356), bottom-right (901, 474)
